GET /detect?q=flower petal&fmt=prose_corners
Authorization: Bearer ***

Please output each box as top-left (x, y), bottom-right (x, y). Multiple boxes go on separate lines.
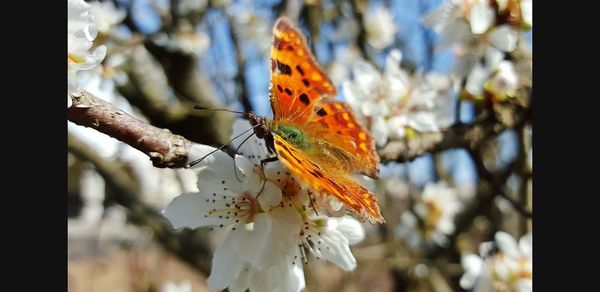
top-left (233, 213), bottom-right (272, 265)
top-left (190, 145), bottom-right (251, 195)
top-left (250, 206), bottom-right (303, 269)
top-left (521, 0), bottom-right (532, 27)
top-left (319, 232), bottom-right (356, 270)
top-left (465, 63), bottom-right (488, 96)
top-left (438, 21), bottom-right (471, 50)
top-left (228, 264), bottom-right (252, 292)
top-left (207, 232), bottom-right (244, 290)
top-left (519, 232), bottom-right (532, 258)
top-left (163, 192), bottom-right (224, 229)
top-left (459, 254), bottom-right (482, 289)
top-left (470, 1), bottom-right (495, 34)
top-left (257, 181), bottom-right (283, 210)
top-left (332, 216), bottom-right (365, 245)
top-left (248, 258), bottom-right (305, 292)
top-left (495, 231), bottom-right (520, 258)
top-left (462, 254), bottom-right (483, 273)
top-left (489, 25), bottom-right (518, 52)
top-left (372, 116), bottom-right (390, 146)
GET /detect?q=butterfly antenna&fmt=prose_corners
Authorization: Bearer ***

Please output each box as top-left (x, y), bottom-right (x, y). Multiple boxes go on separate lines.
top-left (187, 125), bottom-right (260, 168)
top-left (193, 105), bottom-right (249, 116)
top-left (232, 131), bottom-right (257, 182)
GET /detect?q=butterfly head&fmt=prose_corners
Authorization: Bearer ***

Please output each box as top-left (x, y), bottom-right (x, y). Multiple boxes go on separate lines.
top-left (248, 112), bottom-right (276, 154)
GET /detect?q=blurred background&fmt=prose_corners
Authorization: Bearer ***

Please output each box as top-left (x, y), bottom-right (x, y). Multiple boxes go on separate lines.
top-left (68, 0), bottom-right (532, 291)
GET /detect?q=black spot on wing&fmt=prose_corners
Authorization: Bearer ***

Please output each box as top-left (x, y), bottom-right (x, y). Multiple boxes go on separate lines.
top-left (316, 108), bottom-right (327, 116)
top-left (302, 79), bottom-right (310, 87)
top-left (296, 65), bottom-right (305, 76)
top-left (277, 84), bottom-right (283, 93)
top-left (275, 60), bottom-right (292, 75)
top-left (285, 88), bottom-right (292, 95)
top-left (299, 93), bottom-right (310, 105)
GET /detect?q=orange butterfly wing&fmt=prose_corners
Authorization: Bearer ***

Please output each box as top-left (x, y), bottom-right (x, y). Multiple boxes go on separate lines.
top-left (269, 17), bottom-right (336, 123)
top-left (269, 17), bottom-right (384, 223)
top-left (305, 99), bottom-right (380, 178)
top-left (273, 135), bottom-right (384, 223)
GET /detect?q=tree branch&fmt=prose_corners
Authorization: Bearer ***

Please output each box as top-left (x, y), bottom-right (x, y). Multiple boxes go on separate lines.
top-left (379, 102), bottom-right (532, 164)
top-left (68, 90), bottom-right (192, 168)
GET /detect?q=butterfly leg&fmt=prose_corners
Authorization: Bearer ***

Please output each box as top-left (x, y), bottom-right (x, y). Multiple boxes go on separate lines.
top-left (256, 156), bottom-right (279, 198)
top-left (232, 133), bottom-right (257, 182)
top-left (307, 190), bottom-right (319, 216)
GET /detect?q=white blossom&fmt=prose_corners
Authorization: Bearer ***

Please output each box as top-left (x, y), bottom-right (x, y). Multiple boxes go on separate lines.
top-left (460, 231), bottom-right (532, 292)
top-left (464, 47), bottom-right (519, 101)
top-left (521, 0), bottom-right (532, 28)
top-left (89, 1), bottom-right (126, 33)
top-left (364, 7), bottom-right (396, 50)
top-left (164, 120), bottom-right (367, 292)
top-left (161, 281), bottom-right (192, 292)
top-left (68, 0), bottom-right (107, 107)
top-left (153, 21), bottom-right (210, 57)
top-left (396, 181), bottom-right (462, 249)
top-left (328, 46), bottom-right (362, 87)
top-left (343, 50), bottom-right (455, 145)
top-left (424, 0), bottom-right (531, 78)
top-left (470, 0), bottom-right (495, 34)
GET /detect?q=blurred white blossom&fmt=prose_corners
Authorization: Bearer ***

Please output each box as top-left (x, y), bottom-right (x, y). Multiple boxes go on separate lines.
top-left (78, 51), bottom-right (129, 95)
top-left (68, 0), bottom-right (107, 107)
top-left (161, 280), bottom-right (192, 292)
top-left (364, 6), bottom-right (396, 50)
top-left (343, 50), bottom-right (455, 146)
top-left (463, 47), bottom-right (519, 102)
top-left (176, 0), bottom-right (208, 15)
top-left (328, 46), bottom-right (362, 87)
top-left (424, 0), bottom-right (531, 78)
top-left (460, 231), bottom-right (532, 292)
top-left (227, 6), bottom-right (272, 56)
top-left (164, 120), bottom-right (366, 292)
top-left (396, 181), bottom-right (462, 249)
top-left (89, 1), bottom-right (126, 33)
top-left (154, 21), bottom-right (210, 57)
top-left (521, 0), bottom-right (532, 28)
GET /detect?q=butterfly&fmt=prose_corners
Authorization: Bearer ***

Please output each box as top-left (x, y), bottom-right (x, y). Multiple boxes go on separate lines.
top-left (249, 17), bottom-right (385, 224)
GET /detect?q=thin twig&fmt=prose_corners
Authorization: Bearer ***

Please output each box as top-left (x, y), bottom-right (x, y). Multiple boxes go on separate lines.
top-left (497, 186), bottom-right (533, 218)
top-left (226, 14), bottom-right (253, 113)
top-left (350, 0), bottom-right (376, 65)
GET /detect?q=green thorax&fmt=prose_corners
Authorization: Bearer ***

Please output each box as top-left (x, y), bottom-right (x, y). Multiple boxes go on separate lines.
top-left (272, 124), bottom-right (308, 149)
